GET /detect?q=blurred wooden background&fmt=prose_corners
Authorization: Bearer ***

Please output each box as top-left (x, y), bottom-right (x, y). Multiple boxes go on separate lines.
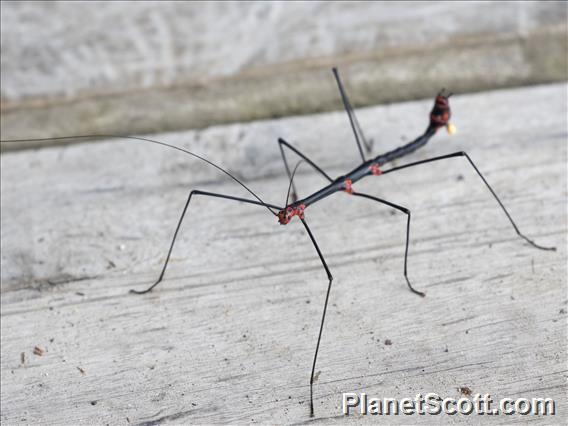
top-left (1, 2), bottom-right (566, 145)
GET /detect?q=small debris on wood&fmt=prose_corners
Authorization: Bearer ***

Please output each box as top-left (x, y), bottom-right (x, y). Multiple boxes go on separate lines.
top-left (77, 367), bottom-right (86, 375)
top-left (33, 346), bottom-right (45, 356)
top-left (107, 260), bottom-right (116, 269)
top-left (90, 400), bottom-right (98, 406)
top-left (20, 352), bottom-right (25, 365)
top-left (384, 339), bottom-right (392, 346)
top-left (560, 308), bottom-right (566, 314)
top-left (458, 386), bottom-right (472, 396)
top-left (456, 174), bottom-right (464, 181)
top-left (313, 371), bottom-right (321, 382)
top-left (75, 292), bottom-right (85, 296)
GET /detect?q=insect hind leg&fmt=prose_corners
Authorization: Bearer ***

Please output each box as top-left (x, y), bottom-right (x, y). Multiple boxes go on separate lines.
top-left (298, 218), bottom-right (334, 417)
top-left (130, 190), bottom-right (281, 294)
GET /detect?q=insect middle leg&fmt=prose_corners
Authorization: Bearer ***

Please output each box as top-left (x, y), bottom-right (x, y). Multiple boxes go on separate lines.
top-left (130, 190), bottom-right (281, 294)
top-left (278, 137), bottom-right (333, 202)
top-left (332, 67), bottom-right (374, 159)
top-left (381, 151), bottom-right (556, 251)
top-left (351, 192), bottom-right (424, 297)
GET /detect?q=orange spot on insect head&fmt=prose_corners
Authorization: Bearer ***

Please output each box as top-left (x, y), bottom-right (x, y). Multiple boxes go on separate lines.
top-left (343, 179), bottom-right (353, 194)
top-left (277, 204), bottom-right (306, 225)
top-left (369, 163), bottom-right (382, 176)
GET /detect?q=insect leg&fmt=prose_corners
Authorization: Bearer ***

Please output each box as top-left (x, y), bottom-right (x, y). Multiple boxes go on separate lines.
top-left (382, 151), bottom-right (556, 251)
top-left (278, 137), bottom-right (333, 202)
top-left (299, 218), bottom-right (334, 417)
top-left (130, 190), bottom-right (281, 294)
top-left (332, 67), bottom-right (374, 160)
top-left (352, 192), bottom-right (424, 297)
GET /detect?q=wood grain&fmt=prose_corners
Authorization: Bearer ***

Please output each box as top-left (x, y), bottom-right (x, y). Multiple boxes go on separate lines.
top-left (1, 84), bottom-right (566, 424)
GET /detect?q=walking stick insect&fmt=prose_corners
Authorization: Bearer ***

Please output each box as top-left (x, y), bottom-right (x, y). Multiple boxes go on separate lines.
top-left (1, 68), bottom-right (555, 417)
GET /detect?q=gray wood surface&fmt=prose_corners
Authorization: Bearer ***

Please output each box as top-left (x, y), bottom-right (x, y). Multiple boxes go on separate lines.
top-left (3, 2), bottom-right (564, 102)
top-left (1, 84), bottom-right (567, 424)
top-left (1, 2), bottom-right (566, 143)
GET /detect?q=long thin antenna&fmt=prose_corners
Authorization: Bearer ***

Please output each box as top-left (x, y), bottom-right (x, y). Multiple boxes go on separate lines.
top-left (284, 160), bottom-right (305, 207)
top-left (0, 134), bottom-right (277, 215)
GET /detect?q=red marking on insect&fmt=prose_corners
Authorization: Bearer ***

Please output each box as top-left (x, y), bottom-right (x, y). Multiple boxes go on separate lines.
top-left (430, 95), bottom-right (451, 130)
top-left (277, 204), bottom-right (306, 225)
top-left (369, 163), bottom-right (382, 176)
top-left (343, 179), bottom-right (353, 194)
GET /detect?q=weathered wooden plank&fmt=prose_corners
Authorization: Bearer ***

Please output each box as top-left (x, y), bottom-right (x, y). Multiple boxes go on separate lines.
top-left (1, 2), bottom-right (566, 144)
top-left (1, 85), bottom-right (566, 424)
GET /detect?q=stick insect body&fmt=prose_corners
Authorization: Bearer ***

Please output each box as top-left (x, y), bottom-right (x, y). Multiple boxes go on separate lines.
top-left (1, 68), bottom-right (555, 418)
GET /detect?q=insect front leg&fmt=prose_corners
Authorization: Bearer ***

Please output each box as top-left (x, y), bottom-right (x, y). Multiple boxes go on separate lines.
top-left (381, 151), bottom-right (556, 251)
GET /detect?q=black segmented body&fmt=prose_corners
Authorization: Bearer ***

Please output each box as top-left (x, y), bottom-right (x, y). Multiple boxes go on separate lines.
top-left (299, 127), bottom-right (437, 208)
